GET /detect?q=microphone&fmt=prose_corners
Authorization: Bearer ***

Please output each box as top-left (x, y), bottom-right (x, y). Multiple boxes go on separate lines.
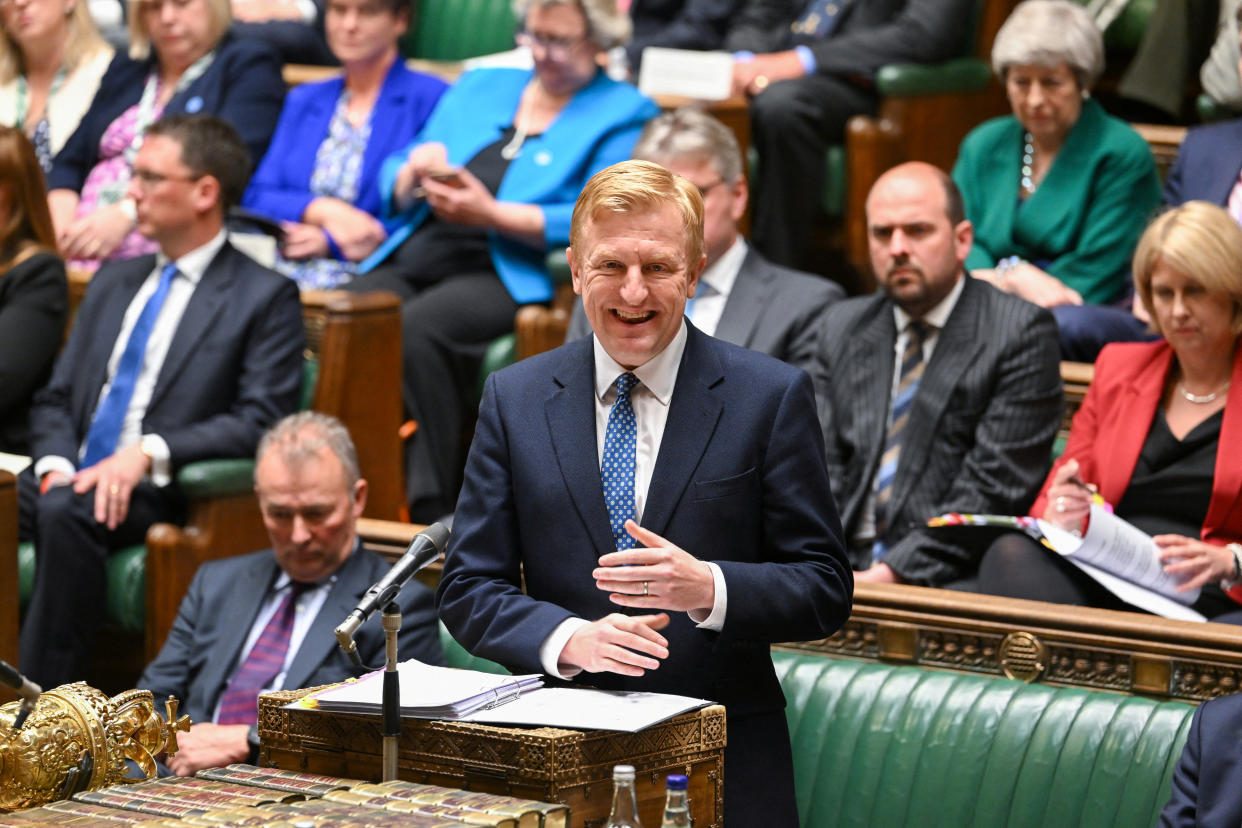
top-left (335, 522), bottom-right (450, 666)
top-left (0, 659), bottom-right (41, 730)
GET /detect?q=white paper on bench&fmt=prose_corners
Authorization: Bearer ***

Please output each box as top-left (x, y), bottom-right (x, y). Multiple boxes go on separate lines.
top-left (460, 686), bottom-right (711, 733)
top-left (307, 660), bottom-right (544, 718)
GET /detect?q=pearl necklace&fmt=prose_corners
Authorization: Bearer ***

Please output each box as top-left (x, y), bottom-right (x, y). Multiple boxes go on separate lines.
top-left (1020, 132), bottom-right (1036, 198)
top-left (1177, 381), bottom-right (1230, 404)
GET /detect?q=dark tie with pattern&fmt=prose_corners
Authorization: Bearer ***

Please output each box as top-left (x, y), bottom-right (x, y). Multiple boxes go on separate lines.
top-left (602, 372), bottom-right (639, 551)
top-left (216, 581), bottom-right (312, 726)
top-left (872, 320), bottom-right (932, 560)
top-left (81, 262), bottom-right (178, 469)
top-left (789, 0), bottom-right (847, 45)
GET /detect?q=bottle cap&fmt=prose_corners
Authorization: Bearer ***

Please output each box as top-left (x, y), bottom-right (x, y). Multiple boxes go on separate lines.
top-left (613, 764), bottom-right (636, 781)
top-left (666, 774), bottom-right (688, 790)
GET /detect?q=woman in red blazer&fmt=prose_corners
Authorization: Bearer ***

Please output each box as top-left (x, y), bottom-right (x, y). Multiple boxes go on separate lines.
top-left (980, 201), bottom-right (1242, 621)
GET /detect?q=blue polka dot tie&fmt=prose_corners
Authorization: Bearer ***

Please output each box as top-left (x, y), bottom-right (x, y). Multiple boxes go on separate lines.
top-left (602, 372), bottom-right (639, 550)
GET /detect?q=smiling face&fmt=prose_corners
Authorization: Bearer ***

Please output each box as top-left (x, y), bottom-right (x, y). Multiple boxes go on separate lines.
top-left (866, 164), bottom-right (971, 319)
top-left (255, 442), bottom-right (367, 584)
top-left (1149, 259), bottom-right (1237, 358)
top-left (570, 203), bottom-right (705, 370)
top-left (1006, 61), bottom-right (1083, 149)
top-left (325, 0), bottom-right (404, 68)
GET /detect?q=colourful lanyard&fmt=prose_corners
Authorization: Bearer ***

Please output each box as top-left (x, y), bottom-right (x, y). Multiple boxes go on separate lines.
top-left (15, 66), bottom-right (68, 132)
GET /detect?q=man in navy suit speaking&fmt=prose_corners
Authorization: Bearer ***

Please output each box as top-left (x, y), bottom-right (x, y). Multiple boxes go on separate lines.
top-left (438, 159), bottom-right (853, 822)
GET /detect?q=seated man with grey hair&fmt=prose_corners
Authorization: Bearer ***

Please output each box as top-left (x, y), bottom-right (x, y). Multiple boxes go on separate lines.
top-left (140, 411), bottom-right (443, 776)
top-left (568, 106), bottom-right (842, 371)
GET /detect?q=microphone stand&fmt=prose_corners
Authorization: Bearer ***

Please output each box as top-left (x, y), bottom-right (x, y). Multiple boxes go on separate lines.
top-left (381, 600), bottom-right (401, 782)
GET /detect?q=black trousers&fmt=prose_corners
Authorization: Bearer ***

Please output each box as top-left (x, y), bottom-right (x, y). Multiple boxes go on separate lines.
top-left (18, 466), bottom-right (183, 688)
top-left (348, 265), bottom-right (519, 522)
top-left (725, 709), bottom-right (800, 825)
top-left (749, 72), bottom-right (876, 271)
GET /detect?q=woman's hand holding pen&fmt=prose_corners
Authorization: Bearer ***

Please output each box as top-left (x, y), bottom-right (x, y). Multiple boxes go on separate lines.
top-left (1041, 458), bottom-right (1094, 533)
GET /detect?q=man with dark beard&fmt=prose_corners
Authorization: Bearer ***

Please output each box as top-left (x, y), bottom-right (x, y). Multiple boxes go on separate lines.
top-left (811, 161), bottom-right (1062, 589)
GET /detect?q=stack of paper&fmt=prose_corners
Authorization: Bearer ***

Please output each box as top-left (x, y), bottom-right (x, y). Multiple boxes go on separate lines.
top-left (308, 661), bottom-right (543, 719)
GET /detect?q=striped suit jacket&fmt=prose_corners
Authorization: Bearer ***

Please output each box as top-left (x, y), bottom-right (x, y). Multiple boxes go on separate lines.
top-left (811, 275), bottom-right (1063, 587)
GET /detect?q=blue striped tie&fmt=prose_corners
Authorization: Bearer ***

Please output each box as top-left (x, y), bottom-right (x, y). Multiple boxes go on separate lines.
top-left (873, 321), bottom-right (932, 559)
top-left (602, 373), bottom-right (639, 550)
top-left (80, 262), bottom-right (178, 469)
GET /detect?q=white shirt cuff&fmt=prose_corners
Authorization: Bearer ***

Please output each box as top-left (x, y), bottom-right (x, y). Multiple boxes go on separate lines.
top-left (295, 0), bottom-right (316, 24)
top-left (141, 434), bottom-right (172, 487)
top-left (539, 617), bottom-right (590, 679)
top-left (33, 456), bottom-right (76, 482)
top-left (688, 561), bottom-right (726, 631)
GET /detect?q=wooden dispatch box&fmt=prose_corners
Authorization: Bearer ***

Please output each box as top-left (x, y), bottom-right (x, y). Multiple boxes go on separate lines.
top-left (258, 687), bottom-right (725, 827)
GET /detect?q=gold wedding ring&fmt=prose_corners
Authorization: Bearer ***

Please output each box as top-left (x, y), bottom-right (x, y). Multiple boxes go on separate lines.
top-left (109, 484), bottom-right (120, 495)
top-left (752, 75), bottom-right (770, 93)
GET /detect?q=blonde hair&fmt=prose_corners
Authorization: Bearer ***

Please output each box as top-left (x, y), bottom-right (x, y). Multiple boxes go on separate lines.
top-left (129, 0), bottom-right (231, 60)
top-left (1132, 201), bottom-right (1242, 336)
top-left (570, 159), bottom-right (704, 269)
top-left (991, 0), bottom-right (1104, 89)
top-left (512, 0), bottom-right (630, 51)
top-left (0, 0), bottom-right (109, 84)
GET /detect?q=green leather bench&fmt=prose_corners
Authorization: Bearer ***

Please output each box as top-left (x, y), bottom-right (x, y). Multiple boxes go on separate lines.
top-left (437, 623), bottom-right (1191, 827)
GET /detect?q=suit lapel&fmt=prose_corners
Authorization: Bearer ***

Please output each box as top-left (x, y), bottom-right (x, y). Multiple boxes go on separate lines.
top-left (1094, 353), bottom-right (1164, 503)
top-left (1205, 341), bottom-right (1242, 536)
top-left (200, 554), bottom-right (279, 705)
top-left (546, 341), bottom-right (616, 557)
top-left (284, 546), bottom-right (371, 688)
top-left (148, 244), bottom-right (236, 410)
top-left (844, 300), bottom-right (896, 522)
top-left (1204, 120), bottom-right (1242, 207)
top-left (642, 327), bottom-right (725, 538)
top-left (712, 249), bottom-right (771, 348)
top-left (888, 279), bottom-right (982, 522)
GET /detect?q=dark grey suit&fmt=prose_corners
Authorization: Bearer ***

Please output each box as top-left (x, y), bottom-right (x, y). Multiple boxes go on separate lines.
top-left (812, 275), bottom-right (1062, 587)
top-left (567, 246), bottom-right (841, 371)
top-left (140, 545), bottom-right (442, 738)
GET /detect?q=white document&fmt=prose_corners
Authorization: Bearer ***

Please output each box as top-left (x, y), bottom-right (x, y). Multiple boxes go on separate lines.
top-left (307, 661), bottom-right (543, 718)
top-left (1038, 505), bottom-right (1205, 620)
top-left (461, 687), bottom-right (711, 733)
top-left (0, 452), bottom-right (30, 476)
top-left (637, 48), bottom-right (734, 101)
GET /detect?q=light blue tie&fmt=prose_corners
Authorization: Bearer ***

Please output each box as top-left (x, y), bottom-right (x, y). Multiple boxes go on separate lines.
top-left (81, 262), bottom-right (178, 469)
top-left (872, 320), bottom-right (931, 561)
top-left (602, 372), bottom-right (639, 550)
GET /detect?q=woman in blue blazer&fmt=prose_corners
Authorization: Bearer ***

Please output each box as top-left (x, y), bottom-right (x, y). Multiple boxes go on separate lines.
top-left (347, 0), bottom-right (658, 522)
top-left (241, 0), bottom-right (447, 289)
top-left (46, 0), bottom-right (284, 271)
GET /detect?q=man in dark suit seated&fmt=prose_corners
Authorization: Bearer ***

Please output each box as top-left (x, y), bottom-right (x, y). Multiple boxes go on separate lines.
top-left (140, 412), bottom-right (442, 776)
top-left (18, 114), bottom-right (306, 689)
top-left (812, 162), bottom-right (1062, 589)
top-left (1160, 691), bottom-right (1242, 828)
top-left (567, 106), bottom-right (842, 370)
top-left (730, 0), bottom-right (973, 270)
top-left (438, 159), bottom-right (853, 822)
top-left (626, 0), bottom-right (739, 72)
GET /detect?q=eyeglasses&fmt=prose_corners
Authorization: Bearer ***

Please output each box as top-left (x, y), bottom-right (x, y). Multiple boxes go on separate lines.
top-left (131, 167), bottom-right (202, 189)
top-left (694, 178), bottom-right (725, 199)
top-left (515, 29), bottom-right (588, 59)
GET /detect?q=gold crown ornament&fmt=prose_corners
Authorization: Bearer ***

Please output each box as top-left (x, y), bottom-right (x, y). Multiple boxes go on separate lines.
top-left (0, 683), bottom-right (190, 812)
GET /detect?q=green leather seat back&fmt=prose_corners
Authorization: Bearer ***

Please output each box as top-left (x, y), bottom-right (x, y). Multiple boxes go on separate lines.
top-left (477, 333), bottom-right (517, 400)
top-left (403, 0), bottom-right (517, 61)
top-left (438, 621), bottom-right (509, 675)
top-left (17, 541), bottom-right (33, 610)
top-left (772, 650), bottom-right (1193, 828)
top-left (106, 544), bottom-right (146, 633)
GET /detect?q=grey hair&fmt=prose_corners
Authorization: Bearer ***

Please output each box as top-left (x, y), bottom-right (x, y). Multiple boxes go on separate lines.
top-left (632, 106), bottom-right (743, 185)
top-left (991, 0), bottom-right (1104, 90)
top-left (256, 412), bottom-right (360, 489)
top-left (512, 0), bottom-right (631, 50)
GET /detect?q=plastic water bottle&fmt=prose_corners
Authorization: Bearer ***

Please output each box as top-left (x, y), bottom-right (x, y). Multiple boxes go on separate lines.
top-left (605, 764), bottom-right (643, 827)
top-left (660, 774), bottom-right (690, 827)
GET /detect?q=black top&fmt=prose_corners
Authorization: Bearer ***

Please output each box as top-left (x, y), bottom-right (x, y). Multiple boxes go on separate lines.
top-left (0, 251), bottom-right (68, 454)
top-left (1116, 406), bottom-right (1222, 538)
top-left (389, 127), bottom-right (526, 281)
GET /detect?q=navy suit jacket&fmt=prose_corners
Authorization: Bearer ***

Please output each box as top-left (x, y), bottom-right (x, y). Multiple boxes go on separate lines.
top-left (1163, 117), bottom-right (1242, 208)
top-left (29, 242), bottom-right (304, 471)
top-left (139, 544), bottom-right (443, 726)
top-left (1159, 692), bottom-right (1242, 828)
top-left (48, 34), bottom-right (285, 192)
top-left (567, 246), bottom-right (841, 372)
top-left (242, 60), bottom-right (447, 234)
top-left (437, 323), bottom-right (852, 721)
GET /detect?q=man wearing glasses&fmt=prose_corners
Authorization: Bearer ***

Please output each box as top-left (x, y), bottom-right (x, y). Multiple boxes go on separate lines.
top-left (18, 113), bottom-right (304, 689)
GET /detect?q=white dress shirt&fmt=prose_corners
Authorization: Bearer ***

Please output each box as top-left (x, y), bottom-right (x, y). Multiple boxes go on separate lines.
top-left (686, 237), bottom-right (746, 336)
top-left (539, 320), bottom-right (729, 677)
top-left (853, 273), bottom-right (967, 549)
top-left (35, 231), bottom-right (228, 487)
top-left (210, 568), bottom-right (335, 723)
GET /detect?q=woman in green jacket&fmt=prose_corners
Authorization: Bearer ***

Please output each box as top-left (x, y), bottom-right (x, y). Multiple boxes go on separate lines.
top-left (952, 0), bottom-right (1160, 361)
